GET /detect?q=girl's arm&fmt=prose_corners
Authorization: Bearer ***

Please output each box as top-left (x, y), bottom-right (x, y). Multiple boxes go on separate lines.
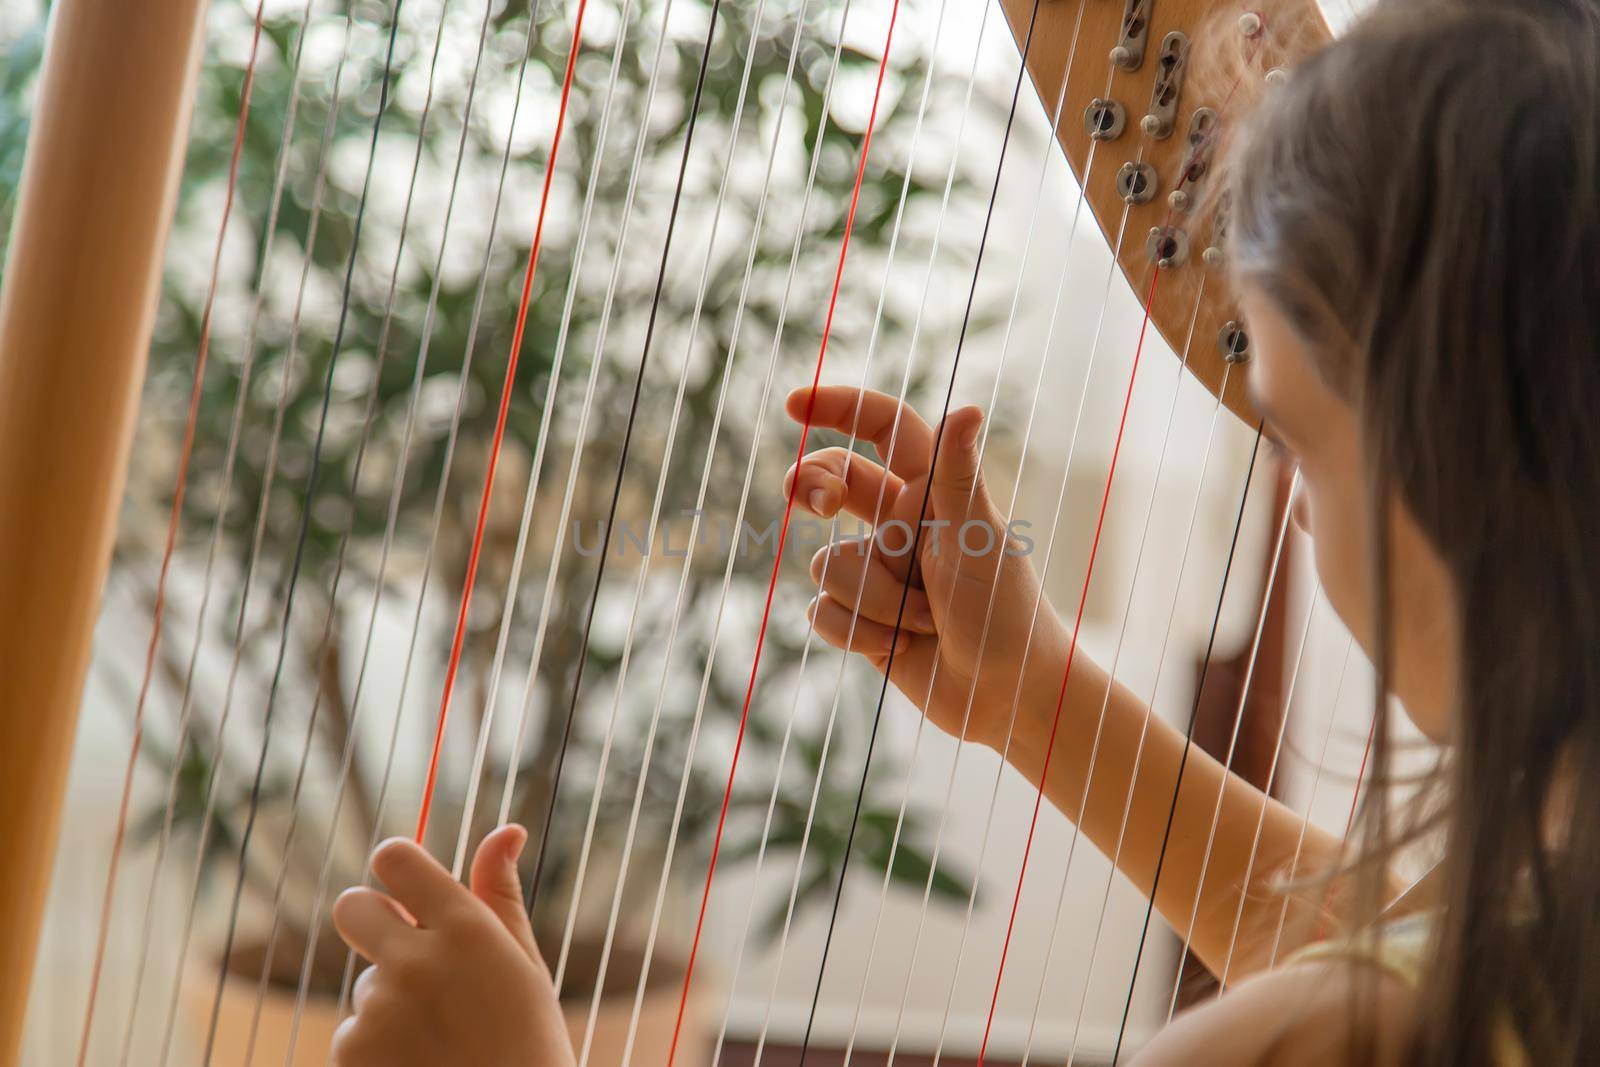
top-left (1132, 959), bottom-right (1417, 1065)
top-left (785, 385), bottom-right (1352, 979)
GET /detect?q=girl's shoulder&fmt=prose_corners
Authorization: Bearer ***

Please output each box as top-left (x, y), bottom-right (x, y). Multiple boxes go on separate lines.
top-left (1129, 955), bottom-right (1420, 1067)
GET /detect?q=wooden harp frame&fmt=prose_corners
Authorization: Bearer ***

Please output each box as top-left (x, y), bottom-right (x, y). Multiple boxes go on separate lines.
top-left (0, 0), bottom-right (1331, 1062)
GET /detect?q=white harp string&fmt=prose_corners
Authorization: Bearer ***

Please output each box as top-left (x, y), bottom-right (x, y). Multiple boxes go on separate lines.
top-left (1090, 467), bottom-right (1302, 1066)
top-left (1010, 285), bottom-right (1216, 1067)
top-left (332, 0), bottom-right (551, 1018)
top-left (612, 3), bottom-right (868, 1060)
top-left (733, 8), bottom-right (1023, 1064)
top-left (489, 0), bottom-right (686, 855)
top-left (828, 5), bottom-right (1096, 1061)
top-left (1212, 588), bottom-right (1328, 994)
top-left (113, 1), bottom-right (315, 1060)
top-left (1265, 634), bottom-right (1357, 970)
top-left (699, 1), bottom-right (977, 1062)
top-left (154, 10), bottom-right (362, 1063)
top-left (532, 0), bottom-right (762, 1007)
top-left (449, 0), bottom-right (655, 881)
top-left (539, 4), bottom-right (847, 1059)
top-left (1172, 534), bottom-right (1317, 1006)
top-left (286, 0), bottom-right (506, 1053)
top-left (239, 5), bottom-right (461, 1060)
top-left (888, 54), bottom-right (1156, 1067)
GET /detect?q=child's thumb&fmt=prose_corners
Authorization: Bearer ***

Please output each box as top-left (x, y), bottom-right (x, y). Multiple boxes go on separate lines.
top-left (470, 824), bottom-right (539, 959)
top-left (930, 406), bottom-right (1000, 529)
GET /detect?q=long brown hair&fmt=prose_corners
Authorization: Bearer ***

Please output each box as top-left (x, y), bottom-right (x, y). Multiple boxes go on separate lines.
top-left (1225, 0), bottom-right (1600, 1062)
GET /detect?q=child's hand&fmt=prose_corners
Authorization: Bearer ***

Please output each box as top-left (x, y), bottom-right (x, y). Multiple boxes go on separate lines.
top-left (330, 825), bottom-right (575, 1067)
top-left (783, 385), bottom-right (1071, 750)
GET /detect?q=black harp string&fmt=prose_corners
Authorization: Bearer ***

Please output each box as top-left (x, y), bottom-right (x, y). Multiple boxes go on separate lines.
top-left (155, 8), bottom-right (363, 1062)
top-left (790, 0), bottom-right (1047, 1059)
top-left (115, 0), bottom-right (317, 1059)
top-left (286, 0), bottom-right (509, 1050)
top-left (1105, 419), bottom-right (1269, 1066)
top-left (520, 0), bottom-right (728, 918)
top-left (333, 0), bottom-right (547, 1022)
top-left (239, 2), bottom-right (463, 1062)
top-left (200, 4), bottom-right (409, 1062)
top-left (701, 0), bottom-right (977, 1059)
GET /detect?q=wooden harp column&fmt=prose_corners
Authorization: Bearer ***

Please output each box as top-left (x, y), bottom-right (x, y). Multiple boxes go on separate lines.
top-left (0, 1), bottom-right (209, 1060)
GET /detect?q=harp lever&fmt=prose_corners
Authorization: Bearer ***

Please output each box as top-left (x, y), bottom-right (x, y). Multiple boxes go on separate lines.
top-left (1111, 0), bottom-right (1153, 71)
top-left (1141, 32), bottom-right (1190, 139)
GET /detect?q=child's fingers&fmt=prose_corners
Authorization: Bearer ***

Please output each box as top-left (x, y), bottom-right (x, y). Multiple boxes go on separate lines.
top-left (808, 543), bottom-right (936, 634)
top-left (332, 887), bottom-right (414, 965)
top-left (806, 594), bottom-right (918, 658)
top-left (351, 963), bottom-right (379, 1012)
top-left (783, 447), bottom-right (903, 523)
top-left (785, 386), bottom-right (934, 481)
top-left (370, 838), bottom-right (470, 929)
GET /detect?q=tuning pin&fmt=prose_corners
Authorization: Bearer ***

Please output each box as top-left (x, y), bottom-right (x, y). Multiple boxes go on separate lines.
top-left (1141, 113), bottom-right (1163, 136)
top-left (1219, 321), bottom-right (1251, 362)
top-left (1265, 66), bottom-right (1288, 87)
top-left (1111, 44), bottom-right (1132, 67)
top-left (1168, 189), bottom-right (1191, 212)
top-left (1238, 10), bottom-right (1264, 37)
top-left (1203, 245), bottom-right (1225, 268)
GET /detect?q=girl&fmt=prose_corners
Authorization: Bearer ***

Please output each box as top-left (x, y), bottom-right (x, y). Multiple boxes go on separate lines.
top-left (328, 0), bottom-right (1600, 1061)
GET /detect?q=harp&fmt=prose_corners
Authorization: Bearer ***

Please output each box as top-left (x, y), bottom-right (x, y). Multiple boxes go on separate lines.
top-left (0, 0), bottom-right (1377, 1064)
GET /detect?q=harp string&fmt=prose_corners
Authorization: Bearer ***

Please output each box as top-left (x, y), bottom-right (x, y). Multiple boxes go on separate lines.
top-left (1047, 380), bottom-right (1249, 1066)
top-left (658, 4), bottom-right (907, 1064)
top-left (538, 0), bottom-right (845, 1044)
top-left (1164, 479), bottom-right (1312, 1004)
top-left (547, 0), bottom-right (834, 1045)
top-left (237, 2), bottom-right (467, 1061)
top-left (412, 0), bottom-right (598, 845)
top-left (332, 0), bottom-right (552, 1021)
top-left (486, 0), bottom-right (686, 854)
top-left (448, 0), bottom-right (701, 883)
top-left (826, 3), bottom-right (1096, 1056)
top-left (970, 107), bottom-right (1174, 1067)
top-left (1102, 468), bottom-right (1298, 1067)
top-left (808, 0), bottom-right (1182, 1053)
top-left (866, 37), bottom-right (1141, 1067)
top-left (1154, 479), bottom-right (1305, 1017)
top-left (978, 18), bottom-right (1291, 1045)
top-left (286, 0), bottom-right (510, 1051)
top-left (516, 0), bottom-right (728, 1025)
top-left (153, 7), bottom-right (365, 1063)
top-left (703, 3), bottom-right (1007, 1063)
top-left (1264, 634), bottom-right (1357, 969)
top-left (444, 0), bottom-right (777, 992)
top-left (1005, 294), bottom-right (1221, 1067)
top-left (779, 1), bottom-right (1051, 1060)
top-left (77, 0), bottom-right (267, 1043)
top-left (96, 0), bottom-right (288, 1061)
top-left (1061, 420), bottom-right (1264, 1067)
top-left (1210, 593), bottom-right (1334, 994)
top-left (512, 0), bottom-right (728, 951)
top-left (198, 1), bottom-right (412, 1060)
top-left (600, 3), bottom-right (878, 1061)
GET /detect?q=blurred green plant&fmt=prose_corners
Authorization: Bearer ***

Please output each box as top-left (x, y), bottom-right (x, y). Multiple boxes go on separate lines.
top-left (1, 0), bottom-right (986, 1000)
